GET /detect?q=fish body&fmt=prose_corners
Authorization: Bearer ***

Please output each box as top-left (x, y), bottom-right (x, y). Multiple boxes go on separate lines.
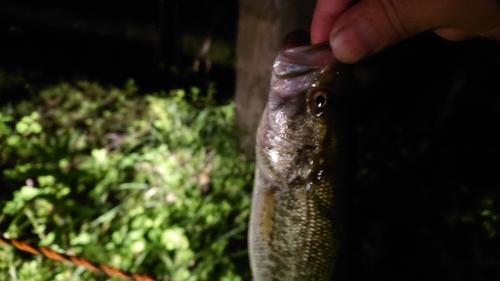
top-left (249, 31), bottom-right (347, 281)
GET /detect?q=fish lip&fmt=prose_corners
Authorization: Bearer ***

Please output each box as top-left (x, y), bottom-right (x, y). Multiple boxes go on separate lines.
top-left (273, 42), bottom-right (335, 78)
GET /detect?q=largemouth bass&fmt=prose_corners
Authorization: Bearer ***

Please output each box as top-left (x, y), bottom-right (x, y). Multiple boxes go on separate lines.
top-left (249, 30), bottom-right (349, 281)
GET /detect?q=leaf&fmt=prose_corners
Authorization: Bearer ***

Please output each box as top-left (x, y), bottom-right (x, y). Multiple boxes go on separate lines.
top-left (18, 186), bottom-right (41, 201)
top-left (162, 228), bottom-right (190, 251)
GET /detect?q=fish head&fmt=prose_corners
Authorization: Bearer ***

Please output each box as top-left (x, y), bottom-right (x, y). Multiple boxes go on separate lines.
top-left (256, 30), bottom-right (349, 188)
top-left (264, 31), bottom-right (343, 149)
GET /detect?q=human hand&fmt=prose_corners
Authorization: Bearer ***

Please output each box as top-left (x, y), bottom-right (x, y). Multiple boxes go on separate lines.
top-left (311, 0), bottom-right (500, 63)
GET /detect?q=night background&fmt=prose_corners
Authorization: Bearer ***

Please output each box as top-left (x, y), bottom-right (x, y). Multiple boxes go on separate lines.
top-left (1, 1), bottom-right (500, 281)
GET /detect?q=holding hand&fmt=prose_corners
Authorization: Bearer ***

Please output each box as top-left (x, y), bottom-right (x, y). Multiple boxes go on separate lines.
top-left (311, 0), bottom-right (500, 63)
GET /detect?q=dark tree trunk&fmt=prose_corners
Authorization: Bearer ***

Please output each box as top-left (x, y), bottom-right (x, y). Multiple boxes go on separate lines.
top-left (235, 0), bottom-right (315, 154)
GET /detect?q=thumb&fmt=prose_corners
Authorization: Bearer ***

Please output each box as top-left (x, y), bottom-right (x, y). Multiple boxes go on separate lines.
top-left (330, 0), bottom-right (500, 63)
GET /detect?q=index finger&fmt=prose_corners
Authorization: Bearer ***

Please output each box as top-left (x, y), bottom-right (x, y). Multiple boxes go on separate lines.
top-left (311, 0), bottom-right (353, 44)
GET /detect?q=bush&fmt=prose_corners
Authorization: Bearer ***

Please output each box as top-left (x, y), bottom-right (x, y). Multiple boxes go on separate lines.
top-left (0, 79), bottom-right (254, 281)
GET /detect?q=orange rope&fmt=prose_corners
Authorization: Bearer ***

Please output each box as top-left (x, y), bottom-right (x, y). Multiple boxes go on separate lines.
top-left (11, 240), bottom-right (39, 255)
top-left (0, 234), bottom-right (167, 281)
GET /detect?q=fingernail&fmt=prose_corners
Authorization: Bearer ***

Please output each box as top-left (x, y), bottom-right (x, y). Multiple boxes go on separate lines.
top-left (330, 20), bottom-right (378, 63)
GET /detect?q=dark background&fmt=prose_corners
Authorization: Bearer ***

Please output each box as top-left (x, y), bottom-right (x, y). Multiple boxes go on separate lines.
top-left (338, 34), bottom-right (500, 281)
top-left (0, 0), bottom-right (237, 99)
top-left (2, 1), bottom-right (500, 280)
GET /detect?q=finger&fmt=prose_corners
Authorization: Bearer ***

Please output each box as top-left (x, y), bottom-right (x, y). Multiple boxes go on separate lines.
top-left (329, 0), bottom-right (500, 63)
top-left (434, 28), bottom-right (474, 42)
top-left (311, 0), bottom-right (353, 44)
top-left (481, 26), bottom-right (500, 41)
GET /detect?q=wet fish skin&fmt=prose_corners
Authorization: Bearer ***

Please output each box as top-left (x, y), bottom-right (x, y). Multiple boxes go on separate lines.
top-left (249, 31), bottom-right (348, 281)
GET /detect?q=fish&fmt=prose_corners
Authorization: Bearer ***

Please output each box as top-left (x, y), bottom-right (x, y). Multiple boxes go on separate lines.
top-left (248, 30), bottom-right (350, 281)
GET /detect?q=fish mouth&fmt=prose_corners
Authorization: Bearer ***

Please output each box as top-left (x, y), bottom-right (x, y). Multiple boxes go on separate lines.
top-left (273, 42), bottom-right (335, 78)
top-left (270, 42), bottom-right (336, 102)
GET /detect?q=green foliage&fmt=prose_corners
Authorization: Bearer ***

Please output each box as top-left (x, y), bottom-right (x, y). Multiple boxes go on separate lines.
top-left (0, 79), bottom-right (253, 281)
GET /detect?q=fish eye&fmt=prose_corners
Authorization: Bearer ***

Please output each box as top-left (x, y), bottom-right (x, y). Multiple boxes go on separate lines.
top-left (313, 91), bottom-right (328, 108)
